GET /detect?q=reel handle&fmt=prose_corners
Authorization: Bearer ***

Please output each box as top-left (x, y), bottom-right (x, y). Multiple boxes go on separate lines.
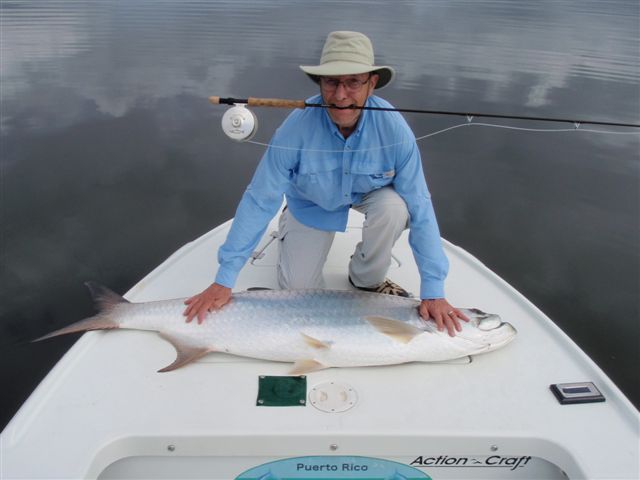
top-left (209, 96), bottom-right (306, 109)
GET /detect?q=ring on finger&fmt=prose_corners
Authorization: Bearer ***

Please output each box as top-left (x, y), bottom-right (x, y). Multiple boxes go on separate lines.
top-left (447, 310), bottom-right (454, 315)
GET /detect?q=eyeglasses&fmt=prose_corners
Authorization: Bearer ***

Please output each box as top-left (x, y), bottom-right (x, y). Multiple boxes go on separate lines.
top-left (320, 75), bottom-right (372, 92)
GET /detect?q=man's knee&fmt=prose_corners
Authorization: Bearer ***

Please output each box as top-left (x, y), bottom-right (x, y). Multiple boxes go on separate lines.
top-left (366, 195), bottom-right (409, 229)
top-left (277, 209), bottom-right (334, 289)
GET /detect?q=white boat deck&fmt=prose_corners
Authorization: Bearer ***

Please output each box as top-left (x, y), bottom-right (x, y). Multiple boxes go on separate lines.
top-left (1, 212), bottom-right (638, 479)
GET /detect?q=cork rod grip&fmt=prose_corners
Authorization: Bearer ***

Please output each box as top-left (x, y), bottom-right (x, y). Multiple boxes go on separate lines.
top-left (248, 97), bottom-right (307, 108)
top-left (207, 96), bottom-right (307, 109)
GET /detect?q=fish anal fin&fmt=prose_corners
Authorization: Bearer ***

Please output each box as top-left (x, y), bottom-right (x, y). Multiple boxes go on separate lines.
top-left (290, 359), bottom-right (328, 375)
top-left (157, 331), bottom-right (212, 373)
top-left (301, 333), bottom-right (331, 350)
top-left (365, 316), bottom-right (424, 344)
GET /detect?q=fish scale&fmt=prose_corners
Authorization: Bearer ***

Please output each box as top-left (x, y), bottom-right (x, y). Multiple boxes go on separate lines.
top-left (35, 284), bottom-right (517, 373)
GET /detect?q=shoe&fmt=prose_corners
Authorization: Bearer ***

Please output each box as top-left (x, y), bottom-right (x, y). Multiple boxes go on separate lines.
top-left (348, 276), bottom-right (411, 297)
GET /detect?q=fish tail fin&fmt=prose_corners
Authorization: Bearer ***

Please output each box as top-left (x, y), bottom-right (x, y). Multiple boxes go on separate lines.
top-left (33, 282), bottom-right (126, 342)
top-left (32, 314), bottom-right (120, 342)
top-left (85, 281), bottom-right (130, 312)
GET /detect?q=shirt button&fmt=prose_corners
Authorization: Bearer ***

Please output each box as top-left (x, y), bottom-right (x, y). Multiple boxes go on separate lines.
top-left (344, 171), bottom-right (349, 175)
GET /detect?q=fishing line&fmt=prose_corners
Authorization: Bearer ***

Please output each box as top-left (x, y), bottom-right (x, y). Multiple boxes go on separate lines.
top-left (244, 121), bottom-right (639, 154)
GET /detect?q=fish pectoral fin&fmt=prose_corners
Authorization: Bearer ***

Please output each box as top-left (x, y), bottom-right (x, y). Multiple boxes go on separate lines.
top-left (157, 331), bottom-right (212, 373)
top-left (290, 359), bottom-right (328, 375)
top-left (300, 333), bottom-right (331, 350)
top-left (365, 316), bottom-right (424, 344)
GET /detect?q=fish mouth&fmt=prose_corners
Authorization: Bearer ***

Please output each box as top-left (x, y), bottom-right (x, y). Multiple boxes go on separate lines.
top-left (481, 316), bottom-right (517, 338)
top-left (458, 310), bottom-right (517, 344)
top-left (486, 321), bottom-right (518, 348)
top-left (460, 312), bottom-right (517, 352)
top-left (460, 322), bottom-right (517, 355)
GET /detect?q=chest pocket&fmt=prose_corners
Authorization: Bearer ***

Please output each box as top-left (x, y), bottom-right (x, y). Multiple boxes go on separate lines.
top-left (292, 168), bottom-right (343, 208)
top-left (352, 169), bottom-right (395, 193)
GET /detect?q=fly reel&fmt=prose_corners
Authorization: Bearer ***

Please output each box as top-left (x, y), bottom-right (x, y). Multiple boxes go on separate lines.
top-left (221, 104), bottom-right (258, 141)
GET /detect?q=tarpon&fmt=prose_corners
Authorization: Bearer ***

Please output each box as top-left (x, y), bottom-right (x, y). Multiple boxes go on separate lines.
top-left (35, 282), bottom-right (517, 374)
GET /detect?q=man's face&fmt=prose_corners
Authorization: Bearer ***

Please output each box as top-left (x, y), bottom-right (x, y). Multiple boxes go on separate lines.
top-left (320, 73), bottom-right (379, 131)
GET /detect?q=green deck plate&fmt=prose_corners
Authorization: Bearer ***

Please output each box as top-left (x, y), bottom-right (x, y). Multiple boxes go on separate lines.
top-left (257, 375), bottom-right (307, 406)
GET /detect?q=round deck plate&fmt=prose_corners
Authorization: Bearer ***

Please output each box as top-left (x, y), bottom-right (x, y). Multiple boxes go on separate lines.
top-left (309, 381), bottom-right (358, 413)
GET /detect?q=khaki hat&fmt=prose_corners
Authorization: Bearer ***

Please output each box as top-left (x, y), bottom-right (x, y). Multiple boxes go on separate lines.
top-left (300, 31), bottom-right (395, 89)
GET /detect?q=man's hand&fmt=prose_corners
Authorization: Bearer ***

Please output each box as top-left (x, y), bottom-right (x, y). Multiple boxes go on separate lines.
top-left (183, 283), bottom-right (232, 324)
top-left (419, 298), bottom-right (469, 337)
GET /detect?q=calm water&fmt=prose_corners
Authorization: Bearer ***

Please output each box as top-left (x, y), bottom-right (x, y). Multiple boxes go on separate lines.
top-left (1, 0), bottom-right (638, 429)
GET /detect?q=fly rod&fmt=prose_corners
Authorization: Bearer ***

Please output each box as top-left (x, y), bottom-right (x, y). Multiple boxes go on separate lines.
top-left (209, 96), bottom-right (640, 141)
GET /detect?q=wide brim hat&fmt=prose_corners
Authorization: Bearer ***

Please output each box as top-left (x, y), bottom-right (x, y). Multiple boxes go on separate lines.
top-left (300, 31), bottom-right (395, 90)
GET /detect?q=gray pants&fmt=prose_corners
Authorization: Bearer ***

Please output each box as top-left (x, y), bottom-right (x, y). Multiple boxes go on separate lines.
top-left (277, 186), bottom-right (409, 289)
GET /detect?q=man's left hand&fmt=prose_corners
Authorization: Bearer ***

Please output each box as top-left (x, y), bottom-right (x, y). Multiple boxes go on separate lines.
top-left (419, 298), bottom-right (469, 337)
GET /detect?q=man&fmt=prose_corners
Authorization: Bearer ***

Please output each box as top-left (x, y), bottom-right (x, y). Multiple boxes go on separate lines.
top-left (184, 31), bottom-right (468, 336)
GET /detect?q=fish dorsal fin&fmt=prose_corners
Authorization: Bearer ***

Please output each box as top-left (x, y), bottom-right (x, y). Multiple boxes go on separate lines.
top-left (365, 316), bottom-right (424, 344)
top-left (85, 281), bottom-right (130, 313)
top-left (301, 333), bottom-right (331, 350)
top-left (290, 359), bottom-right (328, 375)
top-left (157, 331), bottom-right (212, 373)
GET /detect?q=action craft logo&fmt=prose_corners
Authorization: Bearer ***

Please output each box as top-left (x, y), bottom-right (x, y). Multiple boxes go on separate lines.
top-left (411, 455), bottom-right (532, 471)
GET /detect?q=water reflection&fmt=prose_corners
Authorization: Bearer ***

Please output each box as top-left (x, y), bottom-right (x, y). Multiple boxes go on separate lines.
top-left (3, 1), bottom-right (638, 122)
top-left (1, 0), bottom-right (638, 429)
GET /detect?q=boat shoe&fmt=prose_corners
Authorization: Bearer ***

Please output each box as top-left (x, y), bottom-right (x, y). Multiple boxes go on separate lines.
top-left (349, 276), bottom-right (411, 297)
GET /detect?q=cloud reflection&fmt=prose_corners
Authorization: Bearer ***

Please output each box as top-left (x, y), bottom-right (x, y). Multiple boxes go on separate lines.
top-left (2, 0), bottom-right (638, 126)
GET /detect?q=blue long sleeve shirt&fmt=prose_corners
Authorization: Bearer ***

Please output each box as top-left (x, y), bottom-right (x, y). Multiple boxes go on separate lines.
top-left (215, 94), bottom-right (449, 299)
